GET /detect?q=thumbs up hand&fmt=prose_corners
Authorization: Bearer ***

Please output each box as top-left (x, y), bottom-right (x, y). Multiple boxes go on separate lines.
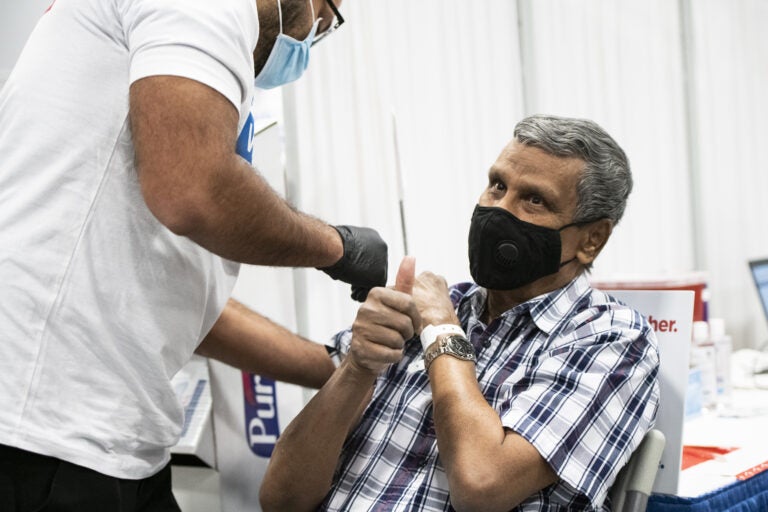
top-left (393, 255), bottom-right (416, 295)
top-left (346, 257), bottom-right (421, 377)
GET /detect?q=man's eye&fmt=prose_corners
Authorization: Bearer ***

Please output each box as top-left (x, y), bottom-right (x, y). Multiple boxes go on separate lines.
top-left (490, 179), bottom-right (506, 192)
top-left (528, 194), bottom-right (545, 206)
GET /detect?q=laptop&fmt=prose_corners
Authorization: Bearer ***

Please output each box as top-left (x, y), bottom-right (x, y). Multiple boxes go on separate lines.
top-left (749, 258), bottom-right (768, 329)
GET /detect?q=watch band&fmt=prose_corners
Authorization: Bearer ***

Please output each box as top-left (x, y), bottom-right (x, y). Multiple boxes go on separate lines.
top-left (423, 334), bottom-right (476, 371)
top-left (420, 323), bottom-right (466, 351)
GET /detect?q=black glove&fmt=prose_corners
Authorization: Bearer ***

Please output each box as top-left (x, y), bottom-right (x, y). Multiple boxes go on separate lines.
top-left (319, 225), bottom-right (388, 302)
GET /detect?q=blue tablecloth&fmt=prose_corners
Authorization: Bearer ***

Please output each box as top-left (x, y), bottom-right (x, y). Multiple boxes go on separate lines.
top-left (648, 469), bottom-right (768, 512)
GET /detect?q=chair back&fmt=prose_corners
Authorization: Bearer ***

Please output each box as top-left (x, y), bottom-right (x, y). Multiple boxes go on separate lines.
top-left (609, 429), bottom-right (666, 512)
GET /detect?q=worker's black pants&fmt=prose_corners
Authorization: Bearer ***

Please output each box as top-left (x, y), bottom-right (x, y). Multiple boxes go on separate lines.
top-left (0, 444), bottom-right (181, 512)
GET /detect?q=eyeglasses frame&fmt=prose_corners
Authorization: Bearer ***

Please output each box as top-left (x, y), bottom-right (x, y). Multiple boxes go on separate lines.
top-left (311, 0), bottom-right (345, 46)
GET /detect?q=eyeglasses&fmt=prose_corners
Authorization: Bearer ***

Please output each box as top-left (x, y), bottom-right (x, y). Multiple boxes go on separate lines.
top-left (311, 0), bottom-right (345, 47)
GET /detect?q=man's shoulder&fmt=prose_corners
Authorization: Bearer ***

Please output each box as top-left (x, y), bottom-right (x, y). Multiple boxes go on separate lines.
top-left (543, 278), bottom-right (656, 350)
top-left (570, 286), bottom-right (650, 329)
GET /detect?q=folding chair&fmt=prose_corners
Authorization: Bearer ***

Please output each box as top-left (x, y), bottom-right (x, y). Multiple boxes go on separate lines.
top-left (609, 429), bottom-right (666, 512)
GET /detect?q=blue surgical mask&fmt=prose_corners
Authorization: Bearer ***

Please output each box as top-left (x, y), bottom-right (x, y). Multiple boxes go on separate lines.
top-left (254, 0), bottom-right (320, 89)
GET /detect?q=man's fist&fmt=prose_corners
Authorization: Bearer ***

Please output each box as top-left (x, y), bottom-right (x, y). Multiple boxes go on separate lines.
top-left (346, 257), bottom-right (420, 376)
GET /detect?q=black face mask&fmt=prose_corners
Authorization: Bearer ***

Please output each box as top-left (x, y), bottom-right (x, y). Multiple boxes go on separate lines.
top-left (468, 205), bottom-right (580, 290)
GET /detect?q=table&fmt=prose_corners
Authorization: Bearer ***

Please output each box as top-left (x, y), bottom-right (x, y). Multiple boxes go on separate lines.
top-left (648, 388), bottom-right (768, 511)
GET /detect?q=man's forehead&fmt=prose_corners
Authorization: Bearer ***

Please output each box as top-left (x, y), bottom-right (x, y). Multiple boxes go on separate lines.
top-left (492, 141), bottom-right (585, 179)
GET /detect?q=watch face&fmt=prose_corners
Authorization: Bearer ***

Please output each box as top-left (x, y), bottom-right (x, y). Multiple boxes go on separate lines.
top-left (424, 334), bottom-right (476, 370)
top-left (444, 335), bottom-right (475, 359)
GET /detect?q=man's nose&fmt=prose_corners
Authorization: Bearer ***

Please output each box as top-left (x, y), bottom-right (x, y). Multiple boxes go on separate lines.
top-left (494, 196), bottom-right (520, 217)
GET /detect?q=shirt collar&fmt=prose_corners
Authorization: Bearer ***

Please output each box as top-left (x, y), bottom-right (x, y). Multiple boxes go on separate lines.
top-left (457, 273), bottom-right (592, 334)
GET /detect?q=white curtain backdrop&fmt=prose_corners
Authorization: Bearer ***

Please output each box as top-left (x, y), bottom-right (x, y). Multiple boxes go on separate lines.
top-left (283, 0), bottom-right (768, 349)
top-left (687, 0), bottom-right (768, 347)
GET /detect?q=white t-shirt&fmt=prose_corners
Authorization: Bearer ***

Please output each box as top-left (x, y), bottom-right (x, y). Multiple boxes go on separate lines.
top-left (0, 0), bottom-right (259, 479)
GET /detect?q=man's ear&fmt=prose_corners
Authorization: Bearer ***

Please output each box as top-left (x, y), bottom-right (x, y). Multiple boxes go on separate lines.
top-left (576, 218), bottom-right (613, 265)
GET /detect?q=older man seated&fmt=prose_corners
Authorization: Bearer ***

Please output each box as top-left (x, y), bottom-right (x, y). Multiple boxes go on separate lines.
top-left (260, 115), bottom-right (660, 512)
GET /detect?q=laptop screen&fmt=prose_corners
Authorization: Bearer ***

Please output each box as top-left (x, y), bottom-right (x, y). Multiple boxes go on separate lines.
top-left (749, 258), bottom-right (768, 324)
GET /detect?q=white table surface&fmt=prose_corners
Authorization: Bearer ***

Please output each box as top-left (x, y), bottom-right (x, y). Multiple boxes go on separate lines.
top-left (676, 387), bottom-right (768, 497)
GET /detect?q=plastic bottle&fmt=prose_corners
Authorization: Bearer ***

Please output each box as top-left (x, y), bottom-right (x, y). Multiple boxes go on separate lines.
top-left (701, 287), bottom-right (711, 322)
top-left (708, 317), bottom-right (733, 405)
top-left (690, 320), bottom-right (717, 411)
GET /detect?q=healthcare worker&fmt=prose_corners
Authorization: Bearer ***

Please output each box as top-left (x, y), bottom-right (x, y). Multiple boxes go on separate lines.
top-left (0, 0), bottom-right (382, 510)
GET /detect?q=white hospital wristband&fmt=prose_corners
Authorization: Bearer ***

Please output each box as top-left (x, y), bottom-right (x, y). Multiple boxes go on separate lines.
top-left (420, 323), bottom-right (466, 351)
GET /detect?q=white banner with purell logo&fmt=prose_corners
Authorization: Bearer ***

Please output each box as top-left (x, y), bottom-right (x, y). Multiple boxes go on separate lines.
top-left (605, 289), bottom-right (694, 496)
top-left (209, 358), bottom-right (304, 511)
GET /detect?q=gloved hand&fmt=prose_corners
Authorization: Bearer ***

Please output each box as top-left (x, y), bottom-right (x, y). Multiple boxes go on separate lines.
top-left (319, 225), bottom-right (388, 302)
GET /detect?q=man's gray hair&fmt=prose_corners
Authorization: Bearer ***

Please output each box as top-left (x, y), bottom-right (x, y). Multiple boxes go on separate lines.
top-left (513, 115), bottom-right (632, 226)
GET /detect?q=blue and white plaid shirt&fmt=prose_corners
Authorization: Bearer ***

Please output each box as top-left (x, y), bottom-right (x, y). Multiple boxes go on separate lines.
top-left (322, 274), bottom-right (659, 511)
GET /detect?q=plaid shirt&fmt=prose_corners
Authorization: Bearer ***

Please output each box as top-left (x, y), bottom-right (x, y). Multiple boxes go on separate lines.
top-left (322, 274), bottom-right (659, 511)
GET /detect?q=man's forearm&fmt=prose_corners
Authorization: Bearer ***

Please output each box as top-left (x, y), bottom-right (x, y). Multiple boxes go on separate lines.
top-left (178, 154), bottom-right (343, 267)
top-left (196, 299), bottom-right (335, 389)
top-left (260, 271), bottom-right (416, 510)
top-left (429, 358), bottom-right (557, 512)
top-left (429, 358), bottom-right (509, 510)
top-left (260, 360), bottom-right (375, 512)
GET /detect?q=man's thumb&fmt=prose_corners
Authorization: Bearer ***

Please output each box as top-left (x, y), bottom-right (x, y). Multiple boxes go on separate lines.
top-left (394, 256), bottom-right (416, 294)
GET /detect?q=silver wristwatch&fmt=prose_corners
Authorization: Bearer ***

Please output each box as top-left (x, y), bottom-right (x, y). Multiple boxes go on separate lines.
top-left (423, 334), bottom-right (476, 371)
